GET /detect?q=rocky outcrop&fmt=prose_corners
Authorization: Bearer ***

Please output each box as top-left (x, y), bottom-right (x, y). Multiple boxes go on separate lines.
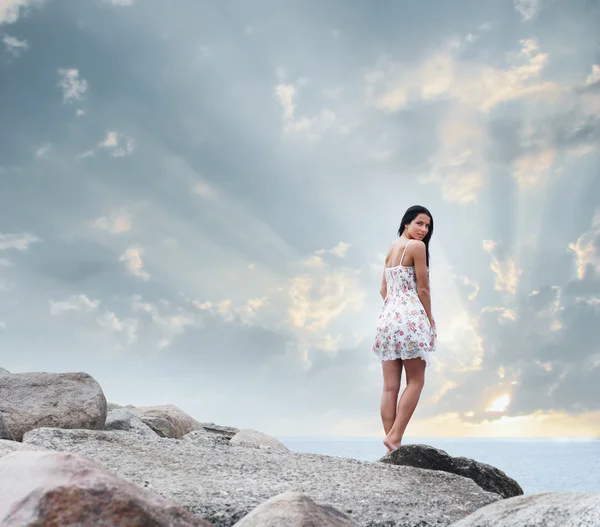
top-left (229, 429), bottom-right (289, 452)
top-left (448, 491), bottom-right (600, 526)
top-left (0, 367), bottom-right (10, 375)
top-left (0, 449), bottom-right (212, 526)
top-left (0, 371), bottom-right (107, 441)
top-left (0, 413), bottom-right (13, 441)
top-left (380, 444), bottom-right (523, 499)
top-left (129, 404), bottom-right (203, 438)
top-left (199, 422), bottom-right (240, 440)
top-left (105, 407), bottom-right (160, 439)
top-left (20, 426), bottom-right (500, 526)
top-left (233, 491), bottom-right (360, 526)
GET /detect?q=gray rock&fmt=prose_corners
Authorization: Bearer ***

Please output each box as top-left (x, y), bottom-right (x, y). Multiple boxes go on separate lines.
top-left (0, 439), bottom-right (47, 459)
top-left (107, 402), bottom-right (123, 411)
top-left (105, 408), bottom-right (134, 431)
top-left (233, 491), bottom-right (360, 526)
top-left (22, 427), bottom-right (500, 527)
top-left (0, 368), bottom-right (10, 375)
top-left (0, 371), bottom-right (107, 441)
top-left (229, 429), bottom-right (289, 452)
top-left (130, 404), bottom-right (203, 438)
top-left (200, 422), bottom-right (240, 440)
top-left (0, 449), bottom-right (212, 526)
top-left (448, 491), bottom-right (600, 527)
top-left (380, 444), bottom-right (523, 499)
top-left (0, 413), bottom-right (13, 441)
top-left (183, 429), bottom-right (229, 446)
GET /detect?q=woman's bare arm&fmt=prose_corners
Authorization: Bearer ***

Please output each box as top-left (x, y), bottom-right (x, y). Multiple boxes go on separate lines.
top-left (412, 241), bottom-right (434, 325)
top-left (380, 266), bottom-right (387, 300)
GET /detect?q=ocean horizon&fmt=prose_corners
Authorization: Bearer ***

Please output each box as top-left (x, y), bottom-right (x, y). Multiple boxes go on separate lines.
top-left (277, 436), bottom-right (600, 495)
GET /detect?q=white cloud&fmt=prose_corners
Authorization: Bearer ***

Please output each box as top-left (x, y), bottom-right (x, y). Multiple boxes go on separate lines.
top-left (2, 34), bottom-right (27, 55)
top-left (76, 109), bottom-right (85, 117)
top-left (568, 211), bottom-right (600, 279)
top-left (367, 38), bottom-right (560, 114)
top-left (106, 0), bottom-right (134, 5)
top-left (275, 83), bottom-right (336, 138)
top-left (0, 0), bottom-right (44, 25)
top-left (287, 268), bottom-right (366, 332)
top-left (76, 150), bottom-right (94, 160)
top-left (99, 131), bottom-right (134, 157)
top-left (585, 64), bottom-right (600, 87)
top-left (49, 294), bottom-right (100, 315)
top-left (0, 232), bottom-right (40, 251)
top-left (119, 246), bottom-right (150, 280)
top-left (514, 0), bottom-right (540, 21)
top-left (93, 210), bottom-right (132, 234)
top-left (490, 257), bottom-right (523, 296)
top-left (57, 68), bottom-right (88, 102)
top-left (96, 311), bottom-right (137, 344)
top-left (193, 181), bottom-right (217, 199)
top-left (455, 274), bottom-right (480, 301)
top-left (482, 240), bottom-right (496, 253)
top-left (512, 148), bottom-right (556, 188)
top-left (328, 241), bottom-right (351, 258)
top-left (35, 144), bottom-right (50, 158)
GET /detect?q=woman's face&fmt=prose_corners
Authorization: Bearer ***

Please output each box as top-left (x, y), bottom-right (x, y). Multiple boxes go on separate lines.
top-left (406, 213), bottom-right (431, 240)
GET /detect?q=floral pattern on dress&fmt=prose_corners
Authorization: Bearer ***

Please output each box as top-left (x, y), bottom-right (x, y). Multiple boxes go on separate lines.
top-left (372, 264), bottom-right (436, 366)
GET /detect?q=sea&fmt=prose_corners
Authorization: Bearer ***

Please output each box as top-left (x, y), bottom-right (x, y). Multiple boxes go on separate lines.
top-left (277, 437), bottom-right (600, 494)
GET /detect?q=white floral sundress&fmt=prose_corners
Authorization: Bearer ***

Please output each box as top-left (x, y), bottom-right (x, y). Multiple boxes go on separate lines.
top-left (372, 240), bottom-right (436, 366)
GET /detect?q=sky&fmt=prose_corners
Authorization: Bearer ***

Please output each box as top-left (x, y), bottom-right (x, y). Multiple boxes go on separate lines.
top-left (1, 0), bottom-right (599, 439)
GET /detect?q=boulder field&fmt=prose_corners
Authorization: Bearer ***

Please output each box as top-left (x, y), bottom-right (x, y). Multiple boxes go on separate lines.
top-left (1, 369), bottom-right (596, 526)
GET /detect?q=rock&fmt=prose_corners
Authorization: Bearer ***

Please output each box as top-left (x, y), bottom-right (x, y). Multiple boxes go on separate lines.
top-left (0, 371), bottom-right (107, 441)
top-left (107, 402), bottom-right (123, 411)
top-left (229, 429), bottom-right (289, 452)
top-left (0, 413), bottom-right (14, 441)
top-left (22, 427), bottom-right (500, 526)
top-left (448, 491), bottom-right (600, 526)
top-left (200, 421), bottom-right (240, 440)
top-left (233, 491), bottom-right (360, 526)
top-left (129, 404), bottom-right (203, 438)
top-left (0, 449), bottom-right (212, 526)
top-left (105, 408), bottom-right (134, 431)
top-left (183, 429), bottom-right (229, 446)
top-left (0, 368), bottom-right (10, 375)
top-left (0, 439), bottom-right (47, 459)
top-left (380, 444), bottom-right (523, 499)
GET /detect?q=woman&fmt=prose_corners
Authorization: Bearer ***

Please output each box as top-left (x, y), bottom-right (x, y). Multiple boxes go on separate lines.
top-left (373, 205), bottom-right (436, 453)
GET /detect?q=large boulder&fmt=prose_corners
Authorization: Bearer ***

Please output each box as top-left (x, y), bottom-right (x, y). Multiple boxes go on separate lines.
top-left (0, 439), bottom-right (46, 459)
top-left (380, 444), bottom-right (523, 499)
top-left (0, 371), bottom-right (107, 441)
top-left (0, 450), bottom-right (212, 526)
top-left (129, 404), bottom-right (203, 438)
top-left (229, 429), bottom-right (289, 452)
top-left (233, 491), bottom-right (360, 526)
top-left (22, 427), bottom-right (500, 526)
top-left (448, 491), bottom-right (600, 526)
top-left (0, 413), bottom-right (13, 441)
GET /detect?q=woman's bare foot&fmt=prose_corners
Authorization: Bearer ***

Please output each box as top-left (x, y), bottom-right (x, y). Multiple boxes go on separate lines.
top-left (383, 436), bottom-right (400, 453)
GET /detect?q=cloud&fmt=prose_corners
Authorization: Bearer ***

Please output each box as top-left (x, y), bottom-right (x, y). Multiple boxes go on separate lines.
top-left (92, 210), bottom-right (132, 234)
top-left (0, 0), bottom-right (44, 24)
top-left (2, 34), bottom-right (27, 55)
top-left (49, 294), bottom-right (100, 315)
top-left (0, 232), bottom-right (40, 251)
top-left (512, 148), bottom-right (556, 188)
top-left (514, 0), bottom-right (541, 21)
top-left (192, 181), bottom-right (217, 199)
top-left (328, 241), bottom-right (351, 258)
top-left (96, 310), bottom-right (137, 344)
top-left (274, 83), bottom-right (336, 138)
top-left (485, 241), bottom-right (523, 295)
top-left (57, 68), bottom-right (88, 102)
top-left (35, 144), bottom-right (50, 158)
top-left (99, 131), bottom-right (134, 157)
top-left (119, 246), bottom-right (150, 280)
top-left (585, 64), bottom-right (600, 87)
top-left (568, 211), bottom-right (600, 279)
top-left (106, 0), bottom-right (134, 5)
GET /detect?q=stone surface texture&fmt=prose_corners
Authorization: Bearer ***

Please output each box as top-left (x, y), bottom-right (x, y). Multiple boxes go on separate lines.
top-left (0, 449), bottom-right (212, 526)
top-left (448, 491), bottom-right (600, 527)
top-left (0, 371), bottom-right (107, 441)
top-left (129, 404), bottom-right (203, 438)
top-left (229, 428), bottom-right (289, 452)
top-left (380, 444), bottom-right (523, 499)
top-left (233, 490), bottom-right (361, 526)
top-left (22, 427), bottom-right (501, 527)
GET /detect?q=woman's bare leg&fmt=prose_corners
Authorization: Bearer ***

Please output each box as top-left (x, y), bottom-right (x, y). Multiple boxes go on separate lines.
top-left (383, 358), bottom-right (425, 452)
top-left (380, 359), bottom-right (402, 453)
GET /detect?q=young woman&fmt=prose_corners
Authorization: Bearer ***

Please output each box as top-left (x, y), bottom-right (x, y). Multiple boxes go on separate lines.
top-left (372, 205), bottom-right (436, 453)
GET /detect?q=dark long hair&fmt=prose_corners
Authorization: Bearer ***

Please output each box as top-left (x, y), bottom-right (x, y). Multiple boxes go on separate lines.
top-left (397, 205), bottom-right (434, 267)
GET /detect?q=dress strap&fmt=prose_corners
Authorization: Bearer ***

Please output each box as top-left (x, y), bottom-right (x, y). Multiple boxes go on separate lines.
top-left (400, 240), bottom-right (412, 265)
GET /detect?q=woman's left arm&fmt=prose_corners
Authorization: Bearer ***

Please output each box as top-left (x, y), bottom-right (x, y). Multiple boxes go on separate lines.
top-left (380, 267), bottom-right (387, 300)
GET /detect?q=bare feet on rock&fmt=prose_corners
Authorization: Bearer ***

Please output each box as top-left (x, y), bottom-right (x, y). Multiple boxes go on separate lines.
top-left (383, 436), bottom-right (400, 453)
